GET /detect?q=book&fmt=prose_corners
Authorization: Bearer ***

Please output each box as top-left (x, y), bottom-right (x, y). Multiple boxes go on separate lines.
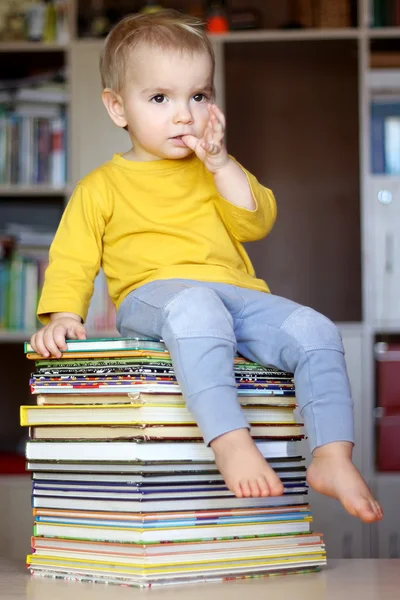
top-left (26, 456), bottom-right (305, 474)
top-left (32, 481), bottom-right (308, 501)
top-left (26, 350), bottom-right (172, 360)
top-left (31, 466), bottom-right (306, 484)
top-left (370, 98), bottom-right (400, 174)
top-left (29, 423), bottom-right (303, 440)
top-left (32, 510), bottom-right (312, 542)
top-left (25, 439), bottom-right (299, 462)
top-left (26, 552), bottom-right (325, 584)
top-left (32, 504), bottom-right (311, 522)
top-left (31, 532), bottom-right (323, 557)
top-left (34, 359), bottom-right (292, 379)
top-left (30, 541), bottom-right (325, 566)
top-left (30, 382), bottom-right (295, 396)
top-left (32, 374), bottom-right (294, 388)
top-left (32, 493), bottom-right (307, 512)
top-left (20, 403), bottom-right (297, 426)
top-left (24, 337), bottom-right (167, 354)
top-left (28, 538), bottom-right (323, 566)
top-left (26, 562), bottom-right (323, 587)
top-left (35, 392), bottom-right (296, 407)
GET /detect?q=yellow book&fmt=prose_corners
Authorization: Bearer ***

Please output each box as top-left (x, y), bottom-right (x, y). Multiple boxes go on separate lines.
top-left (26, 552), bottom-right (326, 576)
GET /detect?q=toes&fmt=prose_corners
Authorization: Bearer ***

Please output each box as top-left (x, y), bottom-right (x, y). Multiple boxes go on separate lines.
top-left (239, 482), bottom-right (251, 497)
top-left (350, 497), bottom-right (380, 523)
top-left (268, 476), bottom-right (284, 496)
top-left (257, 476), bottom-right (270, 497)
top-left (232, 484), bottom-right (243, 499)
top-left (249, 480), bottom-right (261, 497)
top-left (373, 501), bottom-right (384, 519)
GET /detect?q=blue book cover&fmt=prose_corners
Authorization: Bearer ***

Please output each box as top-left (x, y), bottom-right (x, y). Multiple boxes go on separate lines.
top-left (371, 100), bottom-right (400, 173)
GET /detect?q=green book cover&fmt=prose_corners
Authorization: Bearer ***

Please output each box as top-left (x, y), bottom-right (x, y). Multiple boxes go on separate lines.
top-left (24, 337), bottom-right (166, 354)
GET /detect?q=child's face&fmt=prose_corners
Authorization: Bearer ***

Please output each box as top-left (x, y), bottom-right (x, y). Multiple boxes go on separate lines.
top-left (118, 45), bottom-right (214, 161)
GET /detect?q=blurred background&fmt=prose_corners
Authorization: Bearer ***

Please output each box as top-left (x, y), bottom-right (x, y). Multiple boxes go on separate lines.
top-left (0, 0), bottom-right (399, 562)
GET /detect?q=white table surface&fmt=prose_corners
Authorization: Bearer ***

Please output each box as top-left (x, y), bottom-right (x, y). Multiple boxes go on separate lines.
top-left (1, 559), bottom-right (400, 600)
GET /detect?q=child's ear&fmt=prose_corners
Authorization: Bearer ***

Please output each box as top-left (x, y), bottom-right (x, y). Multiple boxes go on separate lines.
top-left (102, 89), bottom-right (128, 129)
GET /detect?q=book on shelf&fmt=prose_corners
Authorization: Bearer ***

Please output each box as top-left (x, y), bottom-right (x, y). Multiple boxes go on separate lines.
top-left (384, 116), bottom-right (400, 174)
top-left (0, 85), bottom-right (68, 105)
top-left (315, 0), bottom-right (351, 28)
top-left (0, 239), bottom-right (49, 332)
top-left (0, 242), bottom-right (116, 333)
top-left (0, 105), bottom-right (67, 187)
top-left (370, 0), bottom-right (400, 26)
top-left (370, 96), bottom-right (400, 174)
top-left (370, 53), bottom-right (400, 69)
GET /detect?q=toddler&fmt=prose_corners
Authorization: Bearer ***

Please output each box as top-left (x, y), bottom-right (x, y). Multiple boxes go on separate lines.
top-left (31, 10), bottom-right (382, 523)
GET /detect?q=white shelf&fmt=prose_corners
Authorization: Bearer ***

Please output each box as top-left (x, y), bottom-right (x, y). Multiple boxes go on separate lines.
top-left (368, 27), bottom-right (400, 39)
top-left (0, 185), bottom-right (68, 197)
top-left (371, 323), bottom-right (400, 334)
top-left (0, 42), bottom-right (67, 53)
top-left (0, 331), bottom-right (31, 342)
top-left (207, 28), bottom-right (361, 43)
top-left (4, 27), bottom-right (400, 51)
top-left (367, 69), bottom-right (400, 91)
top-left (367, 174), bottom-right (400, 183)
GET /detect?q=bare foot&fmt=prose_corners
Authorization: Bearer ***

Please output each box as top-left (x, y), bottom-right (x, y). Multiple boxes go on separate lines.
top-left (210, 428), bottom-right (284, 498)
top-left (307, 441), bottom-right (383, 523)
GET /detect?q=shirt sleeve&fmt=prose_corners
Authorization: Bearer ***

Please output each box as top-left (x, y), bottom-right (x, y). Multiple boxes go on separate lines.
top-left (215, 160), bottom-right (277, 243)
top-left (37, 182), bottom-right (107, 325)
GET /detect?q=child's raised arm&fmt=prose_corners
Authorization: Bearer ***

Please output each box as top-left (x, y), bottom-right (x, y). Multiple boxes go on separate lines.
top-left (182, 103), bottom-right (277, 242)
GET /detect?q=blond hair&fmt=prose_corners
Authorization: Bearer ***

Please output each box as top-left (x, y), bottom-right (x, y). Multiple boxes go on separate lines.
top-left (100, 10), bottom-right (215, 92)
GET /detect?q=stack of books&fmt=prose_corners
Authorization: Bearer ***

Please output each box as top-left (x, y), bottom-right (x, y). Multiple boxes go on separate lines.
top-left (21, 337), bottom-right (326, 587)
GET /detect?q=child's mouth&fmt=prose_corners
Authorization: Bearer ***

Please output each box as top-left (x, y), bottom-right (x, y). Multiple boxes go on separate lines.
top-left (170, 136), bottom-right (186, 147)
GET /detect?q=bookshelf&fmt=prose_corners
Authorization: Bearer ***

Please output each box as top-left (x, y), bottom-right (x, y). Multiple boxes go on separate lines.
top-left (0, 0), bottom-right (400, 561)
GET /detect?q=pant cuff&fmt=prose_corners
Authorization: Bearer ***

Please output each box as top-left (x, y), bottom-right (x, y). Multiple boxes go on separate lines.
top-left (302, 398), bottom-right (355, 452)
top-left (186, 385), bottom-right (250, 446)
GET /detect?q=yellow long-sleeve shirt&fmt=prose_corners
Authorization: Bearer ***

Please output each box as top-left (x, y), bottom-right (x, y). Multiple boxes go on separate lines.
top-left (37, 153), bottom-right (277, 324)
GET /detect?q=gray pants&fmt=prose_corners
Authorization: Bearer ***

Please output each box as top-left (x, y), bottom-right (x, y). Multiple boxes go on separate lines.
top-left (117, 279), bottom-right (354, 451)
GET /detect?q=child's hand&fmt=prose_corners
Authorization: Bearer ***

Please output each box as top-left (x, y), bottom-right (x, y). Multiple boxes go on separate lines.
top-left (30, 314), bottom-right (87, 359)
top-left (182, 104), bottom-right (229, 173)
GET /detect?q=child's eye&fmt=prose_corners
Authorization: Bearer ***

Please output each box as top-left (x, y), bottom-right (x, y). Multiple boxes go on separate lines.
top-left (151, 94), bottom-right (166, 103)
top-left (193, 93), bottom-right (207, 102)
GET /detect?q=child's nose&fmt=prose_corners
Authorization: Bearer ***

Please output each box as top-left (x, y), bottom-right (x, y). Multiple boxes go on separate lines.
top-left (173, 105), bottom-right (193, 125)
